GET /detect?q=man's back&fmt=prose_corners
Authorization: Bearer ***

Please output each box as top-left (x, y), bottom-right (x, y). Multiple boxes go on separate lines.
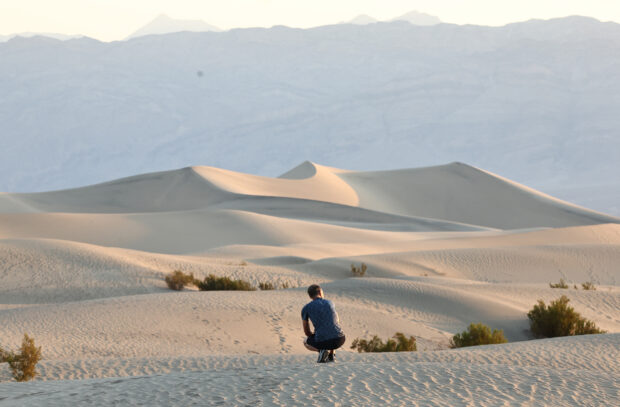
top-left (301, 298), bottom-right (344, 342)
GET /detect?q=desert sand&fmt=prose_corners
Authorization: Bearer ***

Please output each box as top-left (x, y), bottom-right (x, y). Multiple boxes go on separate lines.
top-left (1, 161), bottom-right (619, 406)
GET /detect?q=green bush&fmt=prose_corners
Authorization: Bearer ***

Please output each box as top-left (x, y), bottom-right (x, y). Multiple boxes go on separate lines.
top-left (350, 262), bottom-right (367, 277)
top-left (351, 332), bottom-right (416, 352)
top-left (549, 278), bottom-right (568, 289)
top-left (581, 281), bottom-right (596, 291)
top-left (164, 270), bottom-right (196, 291)
top-left (450, 323), bottom-right (508, 348)
top-left (197, 274), bottom-right (255, 291)
top-left (527, 295), bottom-right (605, 338)
top-left (0, 334), bottom-right (42, 382)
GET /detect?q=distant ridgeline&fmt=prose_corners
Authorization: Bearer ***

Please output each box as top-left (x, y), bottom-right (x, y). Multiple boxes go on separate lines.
top-left (1, 16), bottom-right (619, 215)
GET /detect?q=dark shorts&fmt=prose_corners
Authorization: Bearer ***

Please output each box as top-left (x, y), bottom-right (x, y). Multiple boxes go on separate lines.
top-left (306, 334), bottom-right (346, 350)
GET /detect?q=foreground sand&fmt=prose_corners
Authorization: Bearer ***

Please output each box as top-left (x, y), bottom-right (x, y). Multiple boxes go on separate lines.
top-left (1, 162), bottom-right (618, 405)
top-left (1, 334), bottom-right (618, 406)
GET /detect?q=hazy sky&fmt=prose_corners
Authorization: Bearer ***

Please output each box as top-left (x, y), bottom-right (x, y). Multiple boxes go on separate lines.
top-left (2, 0), bottom-right (620, 41)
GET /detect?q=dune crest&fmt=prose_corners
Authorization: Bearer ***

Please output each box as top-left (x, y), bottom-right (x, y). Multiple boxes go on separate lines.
top-left (2, 161), bottom-right (617, 228)
top-left (192, 162), bottom-right (359, 207)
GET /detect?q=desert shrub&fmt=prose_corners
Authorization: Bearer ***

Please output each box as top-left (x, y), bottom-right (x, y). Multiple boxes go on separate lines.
top-left (351, 332), bottom-right (416, 352)
top-left (197, 274), bottom-right (255, 291)
top-left (581, 281), bottom-right (596, 291)
top-left (549, 278), bottom-right (568, 289)
top-left (165, 270), bottom-right (196, 291)
top-left (257, 281), bottom-right (293, 290)
top-left (0, 334), bottom-right (42, 382)
top-left (527, 295), bottom-right (605, 338)
top-left (350, 262), bottom-right (367, 277)
top-left (259, 282), bottom-right (276, 290)
top-left (450, 323), bottom-right (507, 348)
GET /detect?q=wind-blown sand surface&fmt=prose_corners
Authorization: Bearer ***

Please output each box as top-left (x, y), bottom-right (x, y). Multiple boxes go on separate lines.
top-left (1, 334), bottom-right (618, 406)
top-left (1, 161), bottom-right (619, 405)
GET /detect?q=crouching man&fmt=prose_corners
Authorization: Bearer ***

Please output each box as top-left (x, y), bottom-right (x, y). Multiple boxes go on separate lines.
top-left (302, 284), bottom-right (346, 363)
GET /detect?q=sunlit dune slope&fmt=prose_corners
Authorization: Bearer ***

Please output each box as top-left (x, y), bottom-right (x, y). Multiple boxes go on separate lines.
top-left (1, 161), bottom-right (616, 231)
top-left (338, 162), bottom-right (618, 228)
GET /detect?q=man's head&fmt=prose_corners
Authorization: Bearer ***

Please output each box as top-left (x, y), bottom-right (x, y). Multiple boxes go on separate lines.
top-left (307, 284), bottom-right (323, 299)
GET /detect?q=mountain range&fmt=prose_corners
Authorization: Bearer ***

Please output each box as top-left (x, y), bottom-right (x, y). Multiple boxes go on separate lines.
top-left (0, 16), bottom-right (619, 215)
top-left (347, 10), bottom-right (441, 26)
top-left (0, 10), bottom-right (441, 42)
top-left (126, 14), bottom-right (221, 39)
top-left (0, 32), bottom-right (82, 42)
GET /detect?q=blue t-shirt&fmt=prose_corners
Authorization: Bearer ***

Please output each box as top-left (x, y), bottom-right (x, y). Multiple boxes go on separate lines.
top-left (301, 298), bottom-right (344, 342)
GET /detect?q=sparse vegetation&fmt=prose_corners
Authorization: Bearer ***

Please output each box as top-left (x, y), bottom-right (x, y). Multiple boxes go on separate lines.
top-left (164, 270), bottom-right (196, 291)
top-left (549, 278), bottom-right (569, 289)
top-left (197, 274), bottom-right (255, 291)
top-left (259, 282), bottom-right (276, 290)
top-left (581, 281), bottom-right (596, 291)
top-left (350, 332), bottom-right (416, 353)
top-left (165, 271), bottom-right (262, 291)
top-left (449, 323), bottom-right (508, 348)
top-left (350, 262), bottom-right (367, 277)
top-left (258, 281), bottom-right (293, 290)
top-left (0, 334), bottom-right (42, 382)
top-left (527, 295), bottom-right (605, 338)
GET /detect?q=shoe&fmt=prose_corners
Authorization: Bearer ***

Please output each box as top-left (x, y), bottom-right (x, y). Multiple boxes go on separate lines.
top-left (317, 349), bottom-right (329, 363)
top-left (327, 351), bottom-right (335, 363)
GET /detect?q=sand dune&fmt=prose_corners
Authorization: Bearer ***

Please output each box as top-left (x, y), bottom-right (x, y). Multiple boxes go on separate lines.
top-left (195, 162), bottom-right (358, 206)
top-left (2, 277), bottom-right (617, 363)
top-left (7, 167), bottom-right (229, 214)
top-left (1, 161), bottom-right (616, 254)
top-left (340, 162), bottom-right (618, 228)
top-left (5, 162), bottom-right (617, 226)
top-left (5, 162), bottom-right (357, 214)
top-left (0, 238), bottom-right (309, 304)
top-left (0, 162), bottom-right (618, 405)
top-left (0, 209), bottom-right (471, 254)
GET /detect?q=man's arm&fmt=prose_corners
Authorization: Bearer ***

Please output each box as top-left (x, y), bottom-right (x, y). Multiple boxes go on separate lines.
top-left (302, 319), bottom-right (313, 337)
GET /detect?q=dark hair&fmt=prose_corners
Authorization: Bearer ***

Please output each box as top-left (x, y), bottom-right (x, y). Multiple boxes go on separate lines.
top-left (307, 284), bottom-right (321, 298)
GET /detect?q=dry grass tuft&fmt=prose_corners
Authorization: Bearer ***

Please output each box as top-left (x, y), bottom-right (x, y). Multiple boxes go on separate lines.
top-left (165, 270), bottom-right (196, 291)
top-left (258, 282), bottom-right (276, 290)
top-left (581, 281), bottom-right (596, 291)
top-left (549, 278), bottom-right (569, 289)
top-left (0, 334), bottom-right (42, 382)
top-left (350, 262), bottom-right (367, 277)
